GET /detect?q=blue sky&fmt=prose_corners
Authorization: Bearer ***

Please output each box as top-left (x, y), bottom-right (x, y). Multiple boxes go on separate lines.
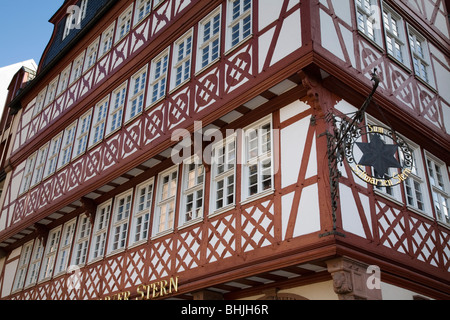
top-left (0, 1), bottom-right (64, 68)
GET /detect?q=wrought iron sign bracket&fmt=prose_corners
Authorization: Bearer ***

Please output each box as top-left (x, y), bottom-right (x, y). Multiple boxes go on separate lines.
top-left (318, 70), bottom-right (380, 239)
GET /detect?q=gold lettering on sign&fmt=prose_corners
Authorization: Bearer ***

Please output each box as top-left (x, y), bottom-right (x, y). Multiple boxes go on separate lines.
top-left (351, 165), bottom-right (412, 188)
top-left (100, 277), bottom-right (179, 300)
top-left (367, 125), bottom-right (384, 134)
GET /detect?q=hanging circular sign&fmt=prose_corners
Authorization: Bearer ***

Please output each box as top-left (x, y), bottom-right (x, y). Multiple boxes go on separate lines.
top-left (344, 125), bottom-right (413, 187)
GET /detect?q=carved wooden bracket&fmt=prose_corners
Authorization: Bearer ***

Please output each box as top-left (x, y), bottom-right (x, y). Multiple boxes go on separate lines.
top-left (298, 70), bottom-right (340, 117)
top-left (326, 257), bottom-right (382, 300)
top-left (81, 197), bottom-right (97, 225)
top-left (34, 223), bottom-right (49, 246)
top-left (0, 248), bottom-right (6, 259)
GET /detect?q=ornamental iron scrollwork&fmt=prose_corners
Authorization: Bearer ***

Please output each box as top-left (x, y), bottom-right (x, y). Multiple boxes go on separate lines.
top-left (319, 69), bottom-right (414, 238)
top-left (319, 70), bottom-right (380, 238)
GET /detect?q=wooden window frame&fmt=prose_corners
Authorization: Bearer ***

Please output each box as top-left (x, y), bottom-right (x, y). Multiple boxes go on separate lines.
top-left (108, 190), bottom-right (133, 254)
top-left (153, 166), bottom-right (179, 237)
top-left (197, 7), bottom-right (222, 72)
top-left (89, 201), bottom-right (112, 262)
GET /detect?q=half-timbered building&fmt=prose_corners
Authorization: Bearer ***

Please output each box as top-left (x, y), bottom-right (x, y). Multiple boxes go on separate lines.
top-left (0, 0), bottom-right (449, 300)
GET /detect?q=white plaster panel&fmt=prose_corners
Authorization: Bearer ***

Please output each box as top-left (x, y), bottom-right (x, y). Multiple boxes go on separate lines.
top-left (359, 192), bottom-right (372, 235)
top-left (281, 116), bottom-right (311, 188)
top-left (280, 100), bottom-right (310, 123)
top-left (258, 0), bottom-right (284, 31)
top-left (442, 101), bottom-right (450, 135)
top-left (334, 99), bottom-right (358, 115)
top-left (258, 27), bottom-right (275, 73)
top-left (305, 134), bottom-right (317, 179)
top-left (424, 0), bottom-right (436, 22)
top-left (9, 247), bottom-right (22, 261)
top-left (331, 0), bottom-right (352, 26)
top-left (271, 9), bottom-right (302, 66)
top-left (406, 0), bottom-right (422, 14)
top-left (293, 183), bottom-right (320, 237)
top-left (320, 9), bottom-right (344, 61)
top-left (174, 0), bottom-right (191, 15)
top-left (281, 192), bottom-right (294, 241)
top-left (319, 0), bottom-right (328, 8)
top-left (10, 162), bottom-right (26, 203)
top-left (1, 260), bottom-right (19, 298)
top-left (0, 206), bottom-right (7, 233)
top-left (434, 12), bottom-right (450, 38)
top-left (340, 184), bottom-right (367, 238)
top-left (340, 24), bottom-right (356, 67)
top-left (430, 54), bottom-right (450, 103)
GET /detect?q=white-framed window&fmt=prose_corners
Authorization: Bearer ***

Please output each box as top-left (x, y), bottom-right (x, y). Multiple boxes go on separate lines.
top-left (12, 240), bottom-right (34, 292)
top-left (109, 190), bottom-right (133, 253)
top-left (408, 26), bottom-right (433, 85)
top-left (154, 166), bottom-right (178, 236)
top-left (426, 154), bottom-right (450, 225)
top-left (116, 4), bottom-right (133, 43)
top-left (57, 121), bottom-right (78, 170)
top-left (31, 143), bottom-right (50, 187)
top-left (84, 38), bottom-right (100, 72)
top-left (54, 219), bottom-right (77, 276)
top-left (106, 82), bottom-right (127, 136)
top-left (73, 109), bottom-right (93, 160)
top-left (57, 64), bottom-right (72, 97)
top-left (226, 0), bottom-right (252, 50)
top-left (90, 201), bottom-right (112, 262)
top-left (126, 66), bottom-right (147, 122)
top-left (180, 159), bottom-right (205, 226)
top-left (148, 49), bottom-right (169, 106)
top-left (402, 142), bottom-right (428, 214)
top-left (70, 52), bottom-right (86, 84)
top-left (242, 116), bottom-right (274, 200)
top-left (211, 136), bottom-right (236, 213)
top-left (134, 0), bottom-right (152, 26)
top-left (39, 227), bottom-right (62, 281)
top-left (405, 177), bottom-right (426, 210)
top-left (33, 87), bottom-right (47, 117)
top-left (99, 22), bottom-right (115, 57)
top-left (44, 76), bottom-right (59, 107)
top-left (382, 4), bottom-right (408, 64)
top-left (130, 178), bottom-right (154, 245)
top-left (19, 153), bottom-right (37, 195)
top-left (172, 30), bottom-right (193, 89)
top-left (375, 173), bottom-right (401, 200)
top-left (355, 0), bottom-right (382, 45)
top-left (89, 95), bottom-right (110, 148)
top-left (25, 238), bottom-right (44, 287)
top-left (71, 214), bottom-right (92, 266)
top-left (44, 133), bottom-right (63, 179)
top-left (198, 7), bottom-right (221, 71)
